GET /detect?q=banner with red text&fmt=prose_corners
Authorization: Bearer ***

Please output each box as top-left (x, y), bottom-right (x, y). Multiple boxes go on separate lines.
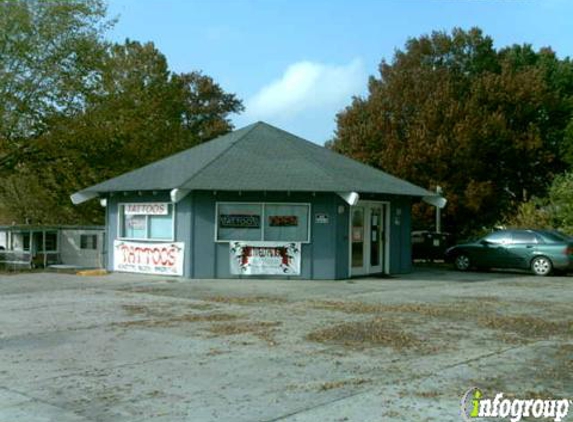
top-left (230, 241), bottom-right (301, 276)
top-left (113, 240), bottom-right (184, 276)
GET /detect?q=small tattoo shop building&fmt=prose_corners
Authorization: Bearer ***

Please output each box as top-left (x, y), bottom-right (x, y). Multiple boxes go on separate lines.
top-left (72, 122), bottom-right (444, 279)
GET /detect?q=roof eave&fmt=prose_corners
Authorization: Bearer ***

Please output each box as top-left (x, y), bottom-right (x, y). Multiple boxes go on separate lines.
top-left (70, 190), bottom-right (98, 205)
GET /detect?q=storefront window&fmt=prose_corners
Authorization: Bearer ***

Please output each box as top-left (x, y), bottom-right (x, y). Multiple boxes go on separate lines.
top-left (148, 213), bottom-right (173, 240)
top-left (217, 203), bottom-right (262, 241)
top-left (216, 203), bottom-right (310, 242)
top-left (119, 203), bottom-right (174, 240)
top-left (124, 215), bottom-right (147, 239)
top-left (264, 204), bottom-right (309, 242)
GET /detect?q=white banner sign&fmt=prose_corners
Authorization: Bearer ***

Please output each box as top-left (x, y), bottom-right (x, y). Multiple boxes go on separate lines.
top-left (230, 241), bottom-right (301, 276)
top-left (124, 203), bottom-right (169, 215)
top-left (113, 240), bottom-right (184, 276)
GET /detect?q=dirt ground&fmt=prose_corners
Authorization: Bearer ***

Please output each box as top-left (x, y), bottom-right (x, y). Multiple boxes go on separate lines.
top-left (0, 268), bottom-right (571, 421)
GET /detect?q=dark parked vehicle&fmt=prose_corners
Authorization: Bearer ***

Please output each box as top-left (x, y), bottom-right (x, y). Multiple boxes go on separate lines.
top-left (445, 229), bottom-right (573, 276)
top-left (412, 231), bottom-right (452, 261)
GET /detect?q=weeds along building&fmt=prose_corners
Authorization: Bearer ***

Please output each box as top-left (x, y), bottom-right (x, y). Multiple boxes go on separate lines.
top-left (72, 122), bottom-right (444, 279)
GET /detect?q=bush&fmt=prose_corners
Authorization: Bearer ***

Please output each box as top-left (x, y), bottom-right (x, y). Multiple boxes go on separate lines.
top-left (505, 171), bottom-right (573, 235)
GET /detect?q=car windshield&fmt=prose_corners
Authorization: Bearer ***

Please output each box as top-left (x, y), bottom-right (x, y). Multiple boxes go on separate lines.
top-left (481, 231), bottom-right (510, 244)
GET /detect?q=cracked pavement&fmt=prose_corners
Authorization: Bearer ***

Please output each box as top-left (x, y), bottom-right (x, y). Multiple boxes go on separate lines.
top-left (0, 269), bottom-right (571, 421)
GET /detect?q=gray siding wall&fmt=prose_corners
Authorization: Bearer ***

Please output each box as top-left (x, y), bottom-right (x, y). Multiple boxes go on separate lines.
top-left (388, 196), bottom-right (412, 274)
top-left (60, 229), bottom-right (105, 268)
top-left (190, 191), bottom-right (343, 280)
top-left (105, 190), bottom-right (413, 279)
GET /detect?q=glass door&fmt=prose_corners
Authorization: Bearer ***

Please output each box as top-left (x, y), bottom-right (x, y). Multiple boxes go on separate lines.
top-left (350, 202), bottom-right (387, 276)
top-left (351, 207), bottom-right (366, 275)
top-left (369, 206), bottom-right (383, 273)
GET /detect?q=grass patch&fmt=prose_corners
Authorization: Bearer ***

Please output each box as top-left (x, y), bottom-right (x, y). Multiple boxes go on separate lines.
top-left (308, 300), bottom-right (385, 314)
top-left (531, 344), bottom-right (573, 387)
top-left (306, 318), bottom-right (422, 351)
top-left (204, 296), bottom-right (288, 305)
top-left (207, 321), bottom-right (281, 345)
top-left (308, 299), bottom-right (499, 318)
top-left (309, 300), bottom-right (572, 340)
top-left (318, 378), bottom-right (370, 391)
top-left (121, 303), bottom-right (213, 317)
top-left (477, 315), bottom-right (572, 338)
top-left (115, 312), bottom-right (239, 328)
top-left (415, 390), bottom-right (441, 398)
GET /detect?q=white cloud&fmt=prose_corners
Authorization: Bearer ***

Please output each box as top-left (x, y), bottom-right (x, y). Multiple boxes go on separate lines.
top-left (243, 58), bottom-right (367, 122)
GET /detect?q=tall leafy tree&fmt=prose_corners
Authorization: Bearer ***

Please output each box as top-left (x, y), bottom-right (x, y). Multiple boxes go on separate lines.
top-left (331, 28), bottom-right (573, 236)
top-left (0, 2), bottom-right (243, 224)
top-left (0, 0), bottom-right (110, 148)
top-left (30, 41), bottom-right (243, 223)
top-left (0, 0), bottom-right (110, 223)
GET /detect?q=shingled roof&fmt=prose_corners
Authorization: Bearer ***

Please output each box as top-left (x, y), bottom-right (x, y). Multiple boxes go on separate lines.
top-left (72, 122), bottom-right (435, 204)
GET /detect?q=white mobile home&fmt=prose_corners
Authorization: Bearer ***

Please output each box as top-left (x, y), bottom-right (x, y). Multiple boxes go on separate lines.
top-left (0, 225), bottom-right (105, 269)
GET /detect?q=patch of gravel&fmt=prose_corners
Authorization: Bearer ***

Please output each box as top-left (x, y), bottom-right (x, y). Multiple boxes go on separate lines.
top-left (206, 320), bottom-right (282, 345)
top-left (203, 295), bottom-right (288, 305)
top-left (306, 318), bottom-right (423, 351)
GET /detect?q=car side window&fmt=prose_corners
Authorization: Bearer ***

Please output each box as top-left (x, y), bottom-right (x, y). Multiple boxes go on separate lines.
top-left (483, 231), bottom-right (511, 244)
top-left (511, 231), bottom-right (537, 244)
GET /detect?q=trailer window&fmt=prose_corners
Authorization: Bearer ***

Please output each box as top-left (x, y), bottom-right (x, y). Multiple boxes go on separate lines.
top-left (80, 234), bottom-right (98, 250)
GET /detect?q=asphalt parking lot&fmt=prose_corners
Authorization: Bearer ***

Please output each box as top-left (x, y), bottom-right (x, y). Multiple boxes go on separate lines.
top-left (0, 268), bottom-right (571, 422)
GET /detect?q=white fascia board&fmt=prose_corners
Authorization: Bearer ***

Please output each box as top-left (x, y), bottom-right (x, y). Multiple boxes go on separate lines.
top-left (337, 191), bottom-right (360, 206)
top-left (70, 191), bottom-right (98, 205)
top-left (170, 188), bottom-right (191, 203)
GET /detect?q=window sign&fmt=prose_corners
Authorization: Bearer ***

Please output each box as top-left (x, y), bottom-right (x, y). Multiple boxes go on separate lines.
top-left (217, 204), bottom-right (262, 241)
top-left (114, 240), bottom-right (184, 276)
top-left (120, 203), bottom-right (174, 240)
top-left (264, 204), bottom-right (308, 242)
top-left (216, 203), bottom-right (310, 242)
top-left (219, 214), bottom-right (261, 229)
top-left (125, 203), bottom-right (168, 215)
top-left (269, 216), bottom-right (298, 227)
top-left (352, 227), bottom-right (363, 242)
top-left (230, 241), bottom-right (301, 275)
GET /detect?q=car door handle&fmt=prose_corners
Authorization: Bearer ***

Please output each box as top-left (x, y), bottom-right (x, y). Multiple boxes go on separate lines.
top-left (526, 245), bottom-right (533, 248)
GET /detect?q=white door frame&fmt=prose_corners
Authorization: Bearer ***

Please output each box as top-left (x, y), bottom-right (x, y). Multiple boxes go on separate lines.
top-left (348, 201), bottom-right (390, 277)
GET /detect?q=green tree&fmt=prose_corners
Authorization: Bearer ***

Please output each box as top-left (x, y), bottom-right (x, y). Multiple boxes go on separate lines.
top-left (0, 0), bottom-right (111, 223)
top-left (0, 0), bottom-right (110, 147)
top-left (33, 41), bottom-right (243, 224)
top-left (331, 28), bottom-right (573, 236)
top-left (546, 172), bottom-right (573, 233)
top-left (507, 171), bottom-right (573, 234)
top-left (0, 3), bottom-right (243, 224)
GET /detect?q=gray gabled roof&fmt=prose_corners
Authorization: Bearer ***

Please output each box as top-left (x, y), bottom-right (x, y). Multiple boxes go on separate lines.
top-left (72, 122), bottom-right (434, 203)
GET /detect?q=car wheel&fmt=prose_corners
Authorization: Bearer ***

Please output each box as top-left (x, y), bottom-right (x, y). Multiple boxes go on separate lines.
top-left (531, 256), bottom-right (553, 276)
top-left (454, 254), bottom-right (471, 271)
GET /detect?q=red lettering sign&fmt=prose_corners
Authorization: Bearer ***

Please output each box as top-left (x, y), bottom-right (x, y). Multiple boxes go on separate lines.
top-left (114, 240), bottom-right (184, 275)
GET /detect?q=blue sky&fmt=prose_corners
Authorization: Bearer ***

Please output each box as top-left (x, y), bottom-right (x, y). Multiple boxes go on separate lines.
top-left (106, 0), bottom-right (573, 144)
